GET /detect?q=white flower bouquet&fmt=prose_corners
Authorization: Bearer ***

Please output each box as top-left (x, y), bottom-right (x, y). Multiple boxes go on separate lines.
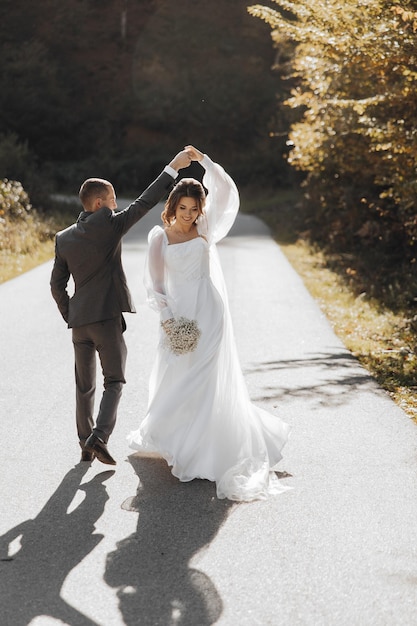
top-left (161, 316), bottom-right (201, 356)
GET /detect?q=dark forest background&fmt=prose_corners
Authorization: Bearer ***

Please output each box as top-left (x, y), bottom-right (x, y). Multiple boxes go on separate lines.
top-left (0, 0), bottom-right (292, 203)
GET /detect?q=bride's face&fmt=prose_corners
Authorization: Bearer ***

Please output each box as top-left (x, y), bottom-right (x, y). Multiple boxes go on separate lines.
top-left (175, 196), bottom-right (200, 227)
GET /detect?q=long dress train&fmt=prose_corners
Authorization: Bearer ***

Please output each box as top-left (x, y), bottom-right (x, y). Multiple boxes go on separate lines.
top-left (127, 155), bottom-right (291, 501)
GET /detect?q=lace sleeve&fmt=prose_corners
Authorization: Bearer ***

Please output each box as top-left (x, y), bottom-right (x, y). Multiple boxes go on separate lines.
top-left (144, 226), bottom-right (173, 322)
top-left (196, 155), bottom-right (240, 244)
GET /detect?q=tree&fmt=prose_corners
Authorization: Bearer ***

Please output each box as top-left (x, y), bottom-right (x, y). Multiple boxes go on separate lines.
top-left (0, 0), bottom-right (289, 192)
top-left (127, 0), bottom-right (285, 183)
top-left (249, 0), bottom-right (417, 270)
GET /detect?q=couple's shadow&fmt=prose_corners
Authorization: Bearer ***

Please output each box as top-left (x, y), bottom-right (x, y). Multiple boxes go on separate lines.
top-left (0, 464), bottom-right (114, 626)
top-left (104, 454), bottom-right (234, 626)
top-left (0, 456), bottom-right (234, 625)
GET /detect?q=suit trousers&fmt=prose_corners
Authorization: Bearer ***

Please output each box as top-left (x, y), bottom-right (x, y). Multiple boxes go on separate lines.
top-left (72, 316), bottom-right (127, 443)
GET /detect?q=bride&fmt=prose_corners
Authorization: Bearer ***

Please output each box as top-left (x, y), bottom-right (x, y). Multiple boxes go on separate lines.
top-left (127, 145), bottom-right (291, 501)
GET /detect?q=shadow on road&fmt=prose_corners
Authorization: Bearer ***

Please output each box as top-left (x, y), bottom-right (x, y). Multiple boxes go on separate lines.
top-left (244, 350), bottom-right (383, 408)
top-left (105, 454), bottom-right (234, 626)
top-left (0, 465), bottom-right (114, 626)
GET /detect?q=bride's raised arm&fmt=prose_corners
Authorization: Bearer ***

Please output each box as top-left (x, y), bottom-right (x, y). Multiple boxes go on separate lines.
top-left (185, 146), bottom-right (240, 245)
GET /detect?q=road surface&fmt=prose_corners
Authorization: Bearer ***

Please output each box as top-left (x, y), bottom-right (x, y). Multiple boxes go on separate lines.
top-left (1, 202), bottom-right (417, 625)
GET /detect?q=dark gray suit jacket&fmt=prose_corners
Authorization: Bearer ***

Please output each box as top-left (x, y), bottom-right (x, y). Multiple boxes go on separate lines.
top-left (50, 170), bottom-right (174, 328)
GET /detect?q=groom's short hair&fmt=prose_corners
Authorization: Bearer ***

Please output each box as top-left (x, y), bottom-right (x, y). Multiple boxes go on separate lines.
top-left (79, 178), bottom-right (112, 209)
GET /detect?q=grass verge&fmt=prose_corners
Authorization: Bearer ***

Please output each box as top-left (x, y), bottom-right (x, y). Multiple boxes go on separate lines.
top-left (0, 242), bottom-right (56, 283)
top-left (0, 201), bottom-right (75, 283)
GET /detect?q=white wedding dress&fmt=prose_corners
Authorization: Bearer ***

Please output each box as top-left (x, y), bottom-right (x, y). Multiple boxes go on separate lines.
top-left (127, 155), bottom-right (291, 501)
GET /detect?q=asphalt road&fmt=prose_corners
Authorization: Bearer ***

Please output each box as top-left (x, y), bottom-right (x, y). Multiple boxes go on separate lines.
top-left (1, 201), bottom-right (417, 626)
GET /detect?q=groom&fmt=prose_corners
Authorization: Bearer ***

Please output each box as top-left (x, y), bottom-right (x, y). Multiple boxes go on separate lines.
top-left (50, 149), bottom-right (192, 465)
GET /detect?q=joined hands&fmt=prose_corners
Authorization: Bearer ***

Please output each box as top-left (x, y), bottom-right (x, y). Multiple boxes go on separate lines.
top-left (169, 145), bottom-right (204, 171)
top-left (184, 145), bottom-right (204, 162)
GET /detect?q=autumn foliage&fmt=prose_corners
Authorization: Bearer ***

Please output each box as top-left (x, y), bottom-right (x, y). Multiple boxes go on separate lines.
top-left (249, 0), bottom-right (417, 306)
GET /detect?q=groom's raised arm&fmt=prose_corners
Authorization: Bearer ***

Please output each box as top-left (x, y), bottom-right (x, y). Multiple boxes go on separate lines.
top-left (111, 149), bottom-right (192, 235)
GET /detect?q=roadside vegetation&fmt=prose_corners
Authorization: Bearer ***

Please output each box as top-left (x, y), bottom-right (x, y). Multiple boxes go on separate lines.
top-left (243, 0), bottom-right (417, 419)
top-left (249, 0), bottom-right (417, 285)
top-left (243, 188), bottom-right (417, 421)
top-left (0, 180), bottom-right (74, 283)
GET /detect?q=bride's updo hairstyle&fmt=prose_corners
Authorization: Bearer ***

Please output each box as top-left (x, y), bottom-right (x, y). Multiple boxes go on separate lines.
top-left (161, 178), bottom-right (206, 226)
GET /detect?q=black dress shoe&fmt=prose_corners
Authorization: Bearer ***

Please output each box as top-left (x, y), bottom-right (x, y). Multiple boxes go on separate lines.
top-left (84, 434), bottom-right (116, 465)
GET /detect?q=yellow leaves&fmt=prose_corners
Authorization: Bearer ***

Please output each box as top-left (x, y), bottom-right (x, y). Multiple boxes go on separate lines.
top-left (248, 5), bottom-right (286, 28)
top-left (326, 95), bottom-right (385, 115)
top-left (391, 5), bottom-right (417, 32)
top-left (375, 142), bottom-right (393, 151)
top-left (248, 6), bottom-right (308, 43)
top-left (251, 0), bottom-right (417, 253)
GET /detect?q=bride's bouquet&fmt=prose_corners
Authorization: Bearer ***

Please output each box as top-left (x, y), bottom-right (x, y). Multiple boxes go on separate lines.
top-left (161, 317), bottom-right (201, 356)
